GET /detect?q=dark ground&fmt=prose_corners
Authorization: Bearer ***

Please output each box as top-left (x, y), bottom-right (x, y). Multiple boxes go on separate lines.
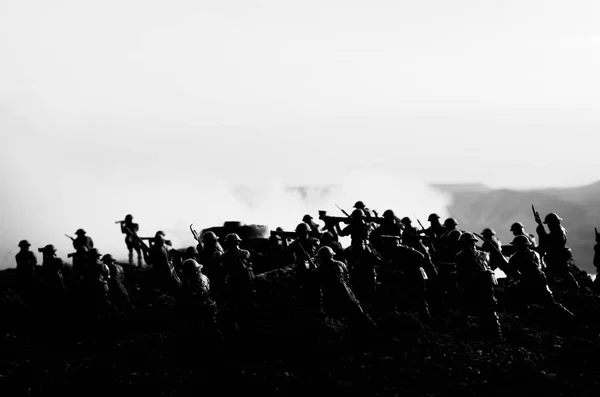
top-left (1, 265), bottom-right (600, 397)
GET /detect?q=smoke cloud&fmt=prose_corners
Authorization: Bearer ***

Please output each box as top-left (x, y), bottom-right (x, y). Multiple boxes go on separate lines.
top-left (0, 162), bottom-right (451, 268)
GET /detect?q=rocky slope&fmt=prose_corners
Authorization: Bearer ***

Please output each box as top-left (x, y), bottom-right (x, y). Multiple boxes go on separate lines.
top-left (1, 264), bottom-right (600, 397)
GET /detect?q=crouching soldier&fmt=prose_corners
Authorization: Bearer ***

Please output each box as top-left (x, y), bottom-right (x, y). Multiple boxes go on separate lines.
top-left (455, 233), bottom-right (502, 340)
top-left (101, 254), bottom-right (135, 314)
top-left (179, 258), bottom-right (218, 331)
top-left (507, 236), bottom-right (575, 318)
top-left (316, 247), bottom-right (376, 329)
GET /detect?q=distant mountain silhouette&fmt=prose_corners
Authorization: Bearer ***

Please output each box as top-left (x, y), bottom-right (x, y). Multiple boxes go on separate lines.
top-left (431, 181), bottom-right (600, 274)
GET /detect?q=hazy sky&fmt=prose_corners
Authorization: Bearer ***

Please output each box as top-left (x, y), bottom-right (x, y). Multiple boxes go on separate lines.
top-left (1, 1), bottom-right (600, 265)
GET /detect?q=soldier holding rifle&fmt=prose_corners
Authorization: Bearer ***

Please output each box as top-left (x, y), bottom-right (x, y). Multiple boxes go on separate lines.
top-left (116, 214), bottom-right (143, 267)
top-left (532, 206), bottom-right (579, 290)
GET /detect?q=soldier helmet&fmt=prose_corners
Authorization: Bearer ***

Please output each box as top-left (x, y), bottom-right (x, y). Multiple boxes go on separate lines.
top-left (182, 258), bottom-right (202, 274)
top-left (154, 233), bottom-right (167, 242)
top-left (510, 222), bottom-right (525, 232)
top-left (351, 209), bottom-right (366, 219)
top-left (302, 214), bottom-right (313, 223)
top-left (459, 232), bottom-right (478, 243)
top-left (317, 246), bottom-right (335, 258)
top-left (401, 217), bottom-right (411, 225)
top-left (39, 244), bottom-right (57, 254)
top-left (428, 213), bottom-right (441, 222)
top-left (353, 201), bottom-right (365, 209)
top-left (543, 213), bottom-right (562, 224)
top-left (202, 231), bottom-right (219, 242)
top-left (186, 246), bottom-right (198, 255)
top-left (225, 233), bottom-right (242, 244)
top-left (482, 228), bottom-right (495, 236)
top-left (511, 235), bottom-right (531, 247)
top-left (383, 209), bottom-right (395, 219)
top-left (444, 218), bottom-right (459, 228)
top-left (101, 254), bottom-right (116, 263)
top-left (18, 240), bottom-right (31, 248)
top-left (295, 222), bottom-right (311, 234)
top-left (88, 248), bottom-right (102, 257)
top-left (75, 229), bottom-right (86, 235)
top-left (76, 245), bottom-right (89, 252)
top-left (125, 214), bottom-right (133, 222)
top-left (155, 230), bottom-right (166, 237)
top-left (321, 230), bottom-right (334, 240)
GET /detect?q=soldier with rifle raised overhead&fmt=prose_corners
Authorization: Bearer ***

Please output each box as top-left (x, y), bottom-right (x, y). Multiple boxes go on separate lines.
top-left (455, 233), bottom-right (502, 341)
top-left (288, 222), bottom-right (321, 315)
top-left (15, 240), bottom-right (37, 301)
top-left (335, 209), bottom-right (380, 304)
top-left (532, 206), bottom-right (580, 290)
top-left (506, 235), bottom-right (575, 318)
top-left (117, 214), bottom-right (143, 267)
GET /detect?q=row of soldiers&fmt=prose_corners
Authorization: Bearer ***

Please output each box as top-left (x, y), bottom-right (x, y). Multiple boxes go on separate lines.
top-left (11, 202), bottom-right (594, 340)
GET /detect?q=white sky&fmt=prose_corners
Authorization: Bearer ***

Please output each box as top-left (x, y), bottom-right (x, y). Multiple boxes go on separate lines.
top-left (1, 0), bottom-right (600, 265)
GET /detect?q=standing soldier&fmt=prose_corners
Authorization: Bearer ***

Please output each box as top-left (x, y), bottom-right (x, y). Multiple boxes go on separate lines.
top-left (455, 233), bottom-right (502, 340)
top-left (384, 240), bottom-right (433, 322)
top-left (424, 213), bottom-right (445, 239)
top-left (316, 246), bottom-right (376, 329)
top-left (370, 209), bottom-right (402, 259)
top-left (179, 258), bottom-right (218, 331)
top-left (200, 231), bottom-right (225, 303)
top-left (479, 229), bottom-right (509, 273)
top-left (302, 214), bottom-right (322, 239)
top-left (507, 236), bottom-right (575, 318)
top-left (353, 201), bottom-right (376, 219)
top-left (15, 240), bottom-right (37, 301)
top-left (288, 223), bottom-right (321, 315)
top-left (510, 222), bottom-right (537, 247)
top-left (221, 233), bottom-right (255, 331)
top-left (102, 254), bottom-right (135, 314)
top-left (335, 209), bottom-right (379, 305)
top-left (86, 249), bottom-right (111, 319)
top-left (533, 211), bottom-right (580, 290)
top-left (118, 214), bottom-right (143, 267)
top-left (38, 244), bottom-right (67, 308)
top-left (144, 232), bottom-right (182, 295)
top-left (72, 229), bottom-right (94, 251)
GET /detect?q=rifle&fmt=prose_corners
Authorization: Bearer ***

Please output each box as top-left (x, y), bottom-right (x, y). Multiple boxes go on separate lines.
top-left (115, 220), bottom-right (125, 224)
top-left (474, 232), bottom-right (509, 266)
top-left (532, 205), bottom-right (543, 227)
top-left (336, 204), bottom-right (351, 218)
top-left (318, 210), bottom-right (352, 225)
top-left (297, 242), bottom-right (317, 270)
top-left (416, 219), bottom-right (426, 232)
top-left (270, 230), bottom-right (296, 240)
top-left (190, 224), bottom-right (200, 242)
top-left (64, 234), bottom-right (74, 241)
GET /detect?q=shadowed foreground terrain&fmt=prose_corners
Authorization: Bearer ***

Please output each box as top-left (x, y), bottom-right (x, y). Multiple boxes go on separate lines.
top-left (1, 264), bottom-right (600, 397)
